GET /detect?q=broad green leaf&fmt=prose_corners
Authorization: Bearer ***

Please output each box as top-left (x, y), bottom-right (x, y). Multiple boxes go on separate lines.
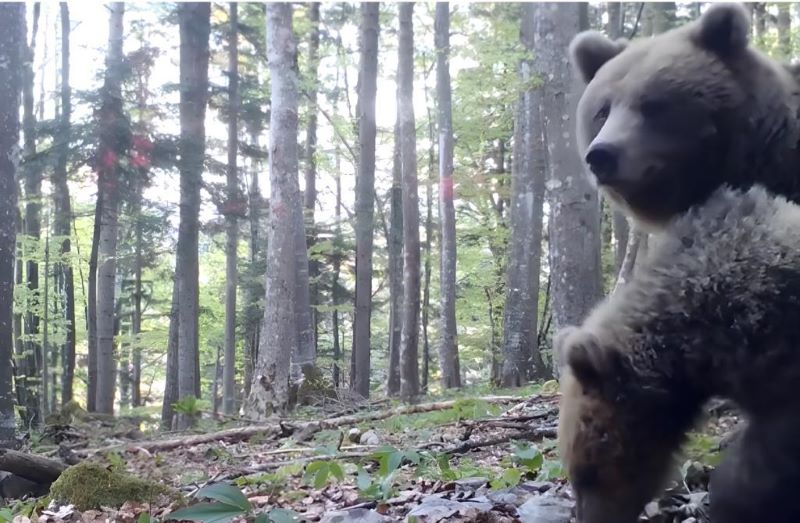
top-left (356, 467), bottom-right (373, 491)
top-left (195, 483), bottom-right (251, 512)
top-left (0, 509), bottom-right (13, 523)
top-left (136, 514), bottom-right (153, 523)
top-left (329, 461), bottom-right (344, 481)
top-left (167, 502), bottom-right (247, 523)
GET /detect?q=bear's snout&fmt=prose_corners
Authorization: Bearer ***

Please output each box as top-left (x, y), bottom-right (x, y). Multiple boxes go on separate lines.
top-left (585, 142), bottom-right (620, 183)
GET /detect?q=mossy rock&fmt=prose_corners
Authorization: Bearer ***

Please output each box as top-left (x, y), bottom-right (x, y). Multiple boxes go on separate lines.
top-left (49, 462), bottom-right (178, 511)
top-left (293, 365), bottom-right (336, 407)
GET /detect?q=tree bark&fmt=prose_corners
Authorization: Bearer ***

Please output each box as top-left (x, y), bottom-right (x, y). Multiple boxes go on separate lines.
top-left (243, 131), bottom-right (262, 399)
top-left (87, 193), bottom-right (101, 412)
top-left (435, 2), bottom-right (461, 389)
top-left (777, 4), bottom-right (791, 60)
top-left (55, 2), bottom-right (75, 406)
top-left (161, 274), bottom-right (179, 429)
top-left (222, 2), bottom-right (240, 416)
top-left (387, 116), bottom-right (403, 397)
top-left (19, 3), bottom-right (42, 428)
top-left (351, 2), bottom-right (380, 399)
top-left (304, 2), bottom-right (320, 356)
top-left (0, 3), bottom-right (22, 445)
top-left (398, 2), bottom-right (421, 402)
top-left (175, 2), bottom-right (210, 429)
top-left (246, 2), bottom-right (300, 417)
top-left (541, 3), bottom-right (603, 334)
top-left (607, 2), bottom-right (622, 38)
top-left (95, 2), bottom-right (126, 415)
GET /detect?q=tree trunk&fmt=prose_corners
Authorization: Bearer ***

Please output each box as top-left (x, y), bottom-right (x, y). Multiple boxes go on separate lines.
top-left (304, 2), bottom-right (320, 356)
top-left (222, 2), bottom-right (240, 416)
top-left (131, 177), bottom-right (143, 408)
top-left (751, 4), bottom-right (767, 48)
top-left (777, 3), bottom-right (791, 59)
top-left (95, 2), bottom-right (125, 415)
top-left (540, 3), bottom-right (603, 333)
top-left (175, 2), bottom-right (210, 429)
top-left (351, 2), bottom-right (379, 399)
top-left (19, 3), bottom-right (42, 428)
top-left (161, 274), bottom-right (179, 429)
top-left (434, 2), bottom-right (461, 390)
top-left (243, 131), bottom-right (262, 399)
top-left (398, 2), bottom-right (421, 402)
top-left (332, 146), bottom-right (342, 389)
top-left (55, 2), bottom-right (75, 405)
top-left (607, 2), bottom-right (622, 38)
top-left (245, 2), bottom-right (300, 418)
top-left (0, 3), bottom-right (22, 445)
top-left (87, 193), bottom-right (101, 412)
top-left (291, 186), bottom-right (314, 374)
top-left (386, 116), bottom-right (403, 397)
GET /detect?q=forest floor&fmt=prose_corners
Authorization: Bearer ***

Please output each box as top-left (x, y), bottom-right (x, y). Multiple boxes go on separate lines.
top-left (2, 385), bottom-right (739, 523)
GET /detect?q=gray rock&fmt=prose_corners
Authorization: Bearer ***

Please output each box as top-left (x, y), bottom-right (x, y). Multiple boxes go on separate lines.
top-left (517, 496), bottom-right (574, 523)
top-left (453, 476), bottom-right (489, 493)
top-left (360, 429), bottom-right (380, 446)
top-left (321, 508), bottom-right (390, 523)
top-left (406, 495), bottom-right (493, 521)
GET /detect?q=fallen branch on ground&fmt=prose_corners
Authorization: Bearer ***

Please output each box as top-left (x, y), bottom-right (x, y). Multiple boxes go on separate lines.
top-left (0, 448), bottom-right (68, 484)
top-left (79, 395), bottom-right (527, 455)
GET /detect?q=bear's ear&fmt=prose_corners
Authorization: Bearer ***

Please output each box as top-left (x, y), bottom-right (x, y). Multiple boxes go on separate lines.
top-left (563, 332), bottom-right (626, 394)
top-left (696, 3), bottom-right (750, 56)
top-left (569, 30), bottom-right (627, 84)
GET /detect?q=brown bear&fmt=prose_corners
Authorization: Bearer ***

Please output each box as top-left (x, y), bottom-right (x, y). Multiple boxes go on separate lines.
top-left (555, 184), bottom-right (800, 523)
top-left (571, 2), bottom-right (800, 230)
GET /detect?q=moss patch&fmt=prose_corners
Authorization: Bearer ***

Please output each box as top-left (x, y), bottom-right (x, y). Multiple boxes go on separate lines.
top-left (49, 462), bottom-right (178, 511)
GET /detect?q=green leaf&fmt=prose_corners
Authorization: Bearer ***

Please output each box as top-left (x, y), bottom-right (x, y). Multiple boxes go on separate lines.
top-left (136, 514), bottom-right (153, 523)
top-left (386, 451), bottom-right (404, 476)
top-left (195, 483), bottom-right (251, 512)
top-left (329, 461), bottom-right (345, 481)
top-left (0, 509), bottom-right (13, 523)
top-left (313, 466), bottom-right (330, 489)
top-left (356, 467), bottom-right (373, 491)
top-left (167, 502), bottom-right (247, 523)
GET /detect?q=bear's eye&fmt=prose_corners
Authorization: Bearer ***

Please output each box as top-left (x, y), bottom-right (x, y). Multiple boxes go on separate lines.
top-left (641, 99), bottom-right (669, 119)
top-left (594, 103), bottom-right (610, 122)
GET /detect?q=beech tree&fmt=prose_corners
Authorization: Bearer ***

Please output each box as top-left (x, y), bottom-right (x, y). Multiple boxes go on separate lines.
top-left (246, 2), bottom-right (300, 417)
top-left (398, 2), bottom-right (421, 402)
top-left (0, 2), bottom-right (22, 445)
top-left (351, 2), bottom-right (379, 398)
top-left (174, 2), bottom-right (210, 429)
top-left (95, 2), bottom-right (126, 415)
top-left (434, 2), bottom-right (460, 389)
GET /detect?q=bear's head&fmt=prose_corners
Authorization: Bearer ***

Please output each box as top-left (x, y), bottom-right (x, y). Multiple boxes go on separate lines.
top-left (571, 3), bottom-right (800, 229)
top-left (555, 327), bottom-right (694, 523)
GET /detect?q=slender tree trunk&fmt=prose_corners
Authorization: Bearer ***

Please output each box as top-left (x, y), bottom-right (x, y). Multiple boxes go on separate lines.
top-left (175, 2), bottom-right (210, 429)
top-left (246, 2), bottom-right (300, 418)
top-left (398, 2), bottom-right (421, 402)
top-left (131, 178), bottom-right (143, 408)
top-left (387, 116), bottom-right (403, 397)
top-left (292, 190), bottom-right (314, 374)
top-left (20, 3), bottom-right (42, 428)
top-left (607, 2), bottom-right (622, 38)
top-left (0, 3), bottom-right (23, 445)
top-left (55, 2), bottom-right (75, 405)
top-left (243, 132), bottom-right (262, 398)
top-left (222, 2), bottom-right (240, 416)
top-left (351, 2), bottom-right (380, 399)
top-left (305, 2), bottom-right (320, 355)
top-left (87, 193), bottom-right (101, 412)
top-left (161, 274), bottom-right (179, 429)
top-left (95, 2), bottom-right (125, 415)
top-left (435, 2), bottom-right (461, 389)
top-left (41, 219), bottom-right (49, 414)
top-left (777, 3), bottom-right (791, 60)
top-left (541, 3), bottom-right (603, 333)
top-left (332, 148), bottom-right (342, 389)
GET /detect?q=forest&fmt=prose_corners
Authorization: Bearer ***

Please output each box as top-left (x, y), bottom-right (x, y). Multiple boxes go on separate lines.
top-left (0, 2), bottom-right (794, 522)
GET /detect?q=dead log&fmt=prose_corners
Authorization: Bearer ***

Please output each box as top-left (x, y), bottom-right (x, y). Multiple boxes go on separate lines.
top-left (0, 448), bottom-right (68, 484)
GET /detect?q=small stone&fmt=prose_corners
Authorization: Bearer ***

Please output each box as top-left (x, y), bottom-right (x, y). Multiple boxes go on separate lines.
top-left (517, 496), bottom-right (574, 523)
top-left (321, 508), bottom-right (389, 523)
top-left (453, 477), bottom-right (489, 493)
top-left (347, 427), bottom-right (361, 443)
top-left (645, 501), bottom-right (661, 517)
top-left (360, 429), bottom-right (380, 445)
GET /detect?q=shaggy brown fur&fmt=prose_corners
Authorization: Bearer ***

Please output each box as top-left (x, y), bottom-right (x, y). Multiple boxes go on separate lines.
top-left (570, 2), bottom-right (800, 230)
top-left (556, 185), bottom-right (800, 523)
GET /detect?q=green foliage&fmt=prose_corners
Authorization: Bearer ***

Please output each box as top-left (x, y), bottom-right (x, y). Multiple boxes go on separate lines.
top-left (167, 483), bottom-right (303, 523)
top-left (683, 432), bottom-right (723, 467)
top-left (302, 460), bottom-right (345, 489)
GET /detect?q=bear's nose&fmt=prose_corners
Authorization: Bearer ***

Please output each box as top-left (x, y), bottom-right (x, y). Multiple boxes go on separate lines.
top-left (585, 143), bottom-right (619, 183)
